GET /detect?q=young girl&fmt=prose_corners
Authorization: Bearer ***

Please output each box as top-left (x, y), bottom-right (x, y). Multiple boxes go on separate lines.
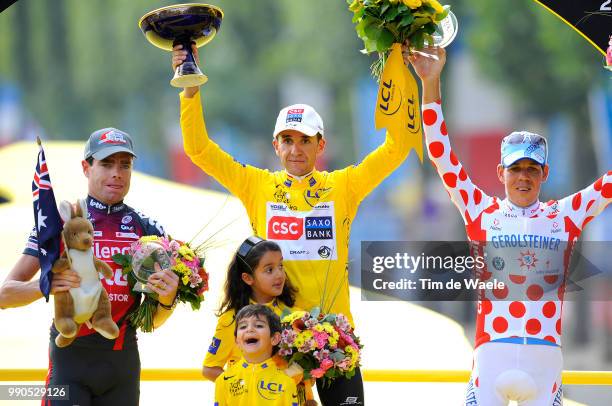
top-left (202, 236), bottom-right (297, 381)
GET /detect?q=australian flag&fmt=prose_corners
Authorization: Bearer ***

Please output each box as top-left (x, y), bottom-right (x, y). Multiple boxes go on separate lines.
top-left (32, 140), bottom-right (62, 301)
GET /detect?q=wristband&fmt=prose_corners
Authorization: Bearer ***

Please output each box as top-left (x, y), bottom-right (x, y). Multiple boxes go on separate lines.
top-left (158, 296), bottom-right (177, 310)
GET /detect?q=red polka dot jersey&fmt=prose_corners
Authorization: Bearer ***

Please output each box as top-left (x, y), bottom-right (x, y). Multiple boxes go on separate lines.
top-left (423, 101), bottom-right (611, 349)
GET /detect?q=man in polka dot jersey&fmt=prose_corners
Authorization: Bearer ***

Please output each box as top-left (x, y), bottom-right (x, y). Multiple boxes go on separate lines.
top-left (407, 46), bottom-right (611, 405)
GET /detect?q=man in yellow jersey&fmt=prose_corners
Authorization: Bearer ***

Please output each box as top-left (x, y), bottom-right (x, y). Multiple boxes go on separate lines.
top-left (173, 45), bottom-right (412, 405)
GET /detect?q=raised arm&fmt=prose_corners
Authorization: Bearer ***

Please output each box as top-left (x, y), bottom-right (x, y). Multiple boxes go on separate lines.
top-left (558, 171), bottom-right (611, 231)
top-left (345, 128), bottom-right (412, 206)
top-left (409, 47), bottom-right (493, 223)
top-left (173, 44), bottom-right (267, 203)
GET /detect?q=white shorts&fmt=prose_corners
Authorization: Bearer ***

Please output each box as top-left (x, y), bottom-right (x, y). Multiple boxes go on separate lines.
top-left (465, 342), bottom-right (563, 406)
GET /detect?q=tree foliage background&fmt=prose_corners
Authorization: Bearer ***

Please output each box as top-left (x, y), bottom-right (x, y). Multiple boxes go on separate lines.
top-left (0, 0), bottom-right (606, 178)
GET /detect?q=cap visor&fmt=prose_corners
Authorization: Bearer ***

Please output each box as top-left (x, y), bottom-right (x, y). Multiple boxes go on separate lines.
top-left (91, 146), bottom-right (137, 160)
top-left (274, 123), bottom-right (319, 138)
top-left (502, 151), bottom-right (544, 167)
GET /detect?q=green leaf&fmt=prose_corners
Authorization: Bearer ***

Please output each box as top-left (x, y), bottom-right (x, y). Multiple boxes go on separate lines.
top-left (363, 37), bottom-right (378, 53)
top-left (383, 7), bottom-right (400, 21)
top-left (406, 16), bottom-right (431, 37)
top-left (364, 21), bottom-right (382, 40)
top-left (435, 6), bottom-right (450, 22)
top-left (423, 22), bottom-right (437, 35)
top-left (126, 272), bottom-right (136, 288)
top-left (112, 253), bottom-right (131, 268)
top-left (380, 3), bottom-right (390, 15)
top-left (330, 351), bottom-right (345, 362)
top-left (411, 30), bottom-right (425, 50)
top-left (413, 16), bottom-right (432, 27)
top-left (424, 33), bottom-right (434, 47)
top-left (355, 15), bottom-right (378, 38)
top-left (421, 4), bottom-right (435, 14)
top-left (352, 9), bottom-right (365, 24)
top-left (399, 13), bottom-right (415, 27)
top-left (375, 28), bottom-right (394, 52)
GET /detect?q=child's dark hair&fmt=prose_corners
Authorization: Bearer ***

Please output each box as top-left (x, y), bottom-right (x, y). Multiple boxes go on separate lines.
top-left (234, 304), bottom-right (281, 337)
top-left (217, 237), bottom-right (296, 317)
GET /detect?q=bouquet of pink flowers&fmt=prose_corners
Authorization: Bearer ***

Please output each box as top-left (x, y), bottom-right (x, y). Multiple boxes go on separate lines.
top-left (113, 235), bottom-right (209, 332)
top-left (278, 308), bottom-right (362, 383)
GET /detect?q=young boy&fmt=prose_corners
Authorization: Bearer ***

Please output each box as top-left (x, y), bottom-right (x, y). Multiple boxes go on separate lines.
top-left (214, 304), bottom-right (299, 406)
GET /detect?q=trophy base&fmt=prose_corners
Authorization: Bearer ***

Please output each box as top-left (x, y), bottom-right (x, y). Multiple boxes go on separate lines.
top-left (171, 72), bottom-right (208, 88)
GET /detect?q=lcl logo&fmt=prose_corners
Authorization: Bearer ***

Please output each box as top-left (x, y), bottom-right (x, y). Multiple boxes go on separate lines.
top-left (405, 93), bottom-right (419, 134)
top-left (378, 79), bottom-right (402, 115)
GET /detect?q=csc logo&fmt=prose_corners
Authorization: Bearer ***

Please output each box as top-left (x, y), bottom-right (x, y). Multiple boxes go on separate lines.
top-left (268, 216), bottom-right (303, 240)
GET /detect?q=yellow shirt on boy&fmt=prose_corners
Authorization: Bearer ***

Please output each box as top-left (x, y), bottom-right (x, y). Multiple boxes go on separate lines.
top-left (214, 358), bottom-right (299, 406)
top-left (181, 91), bottom-right (411, 324)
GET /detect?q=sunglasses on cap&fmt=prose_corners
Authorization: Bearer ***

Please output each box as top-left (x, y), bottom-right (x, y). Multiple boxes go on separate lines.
top-left (501, 131), bottom-right (548, 167)
top-left (502, 132), bottom-right (547, 147)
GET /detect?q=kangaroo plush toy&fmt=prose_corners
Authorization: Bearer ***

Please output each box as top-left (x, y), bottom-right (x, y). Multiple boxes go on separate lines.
top-left (52, 200), bottom-right (119, 347)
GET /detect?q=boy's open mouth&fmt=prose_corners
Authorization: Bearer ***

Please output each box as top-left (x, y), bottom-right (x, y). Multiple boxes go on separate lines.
top-left (245, 338), bottom-right (259, 345)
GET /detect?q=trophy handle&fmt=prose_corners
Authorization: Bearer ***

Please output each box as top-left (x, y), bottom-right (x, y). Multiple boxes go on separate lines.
top-left (171, 39), bottom-right (208, 88)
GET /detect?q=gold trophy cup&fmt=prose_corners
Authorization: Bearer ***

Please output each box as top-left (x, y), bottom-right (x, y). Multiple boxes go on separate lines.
top-left (139, 3), bottom-right (223, 87)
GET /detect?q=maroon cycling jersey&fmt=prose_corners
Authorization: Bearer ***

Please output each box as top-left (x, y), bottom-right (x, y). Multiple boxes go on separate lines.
top-left (24, 195), bottom-right (165, 350)
top-left (423, 100), bottom-right (611, 349)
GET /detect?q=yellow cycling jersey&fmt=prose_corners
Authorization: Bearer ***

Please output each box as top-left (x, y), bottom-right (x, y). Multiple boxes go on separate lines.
top-left (214, 358), bottom-right (299, 406)
top-left (181, 91), bottom-right (410, 324)
top-left (204, 299), bottom-right (293, 369)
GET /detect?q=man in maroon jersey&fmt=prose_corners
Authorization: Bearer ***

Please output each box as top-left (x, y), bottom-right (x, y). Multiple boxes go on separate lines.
top-left (0, 128), bottom-right (179, 406)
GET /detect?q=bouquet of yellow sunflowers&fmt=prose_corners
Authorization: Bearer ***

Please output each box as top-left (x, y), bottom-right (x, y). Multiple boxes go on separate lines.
top-left (348, 0), bottom-right (450, 78)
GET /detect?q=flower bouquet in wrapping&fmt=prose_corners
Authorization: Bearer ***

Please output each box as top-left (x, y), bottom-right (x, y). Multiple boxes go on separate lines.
top-left (112, 235), bottom-right (209, 332)
top-left (278, 307), bottom-right (362, 386)
top-left (347, 0), bottom-right (452, 78)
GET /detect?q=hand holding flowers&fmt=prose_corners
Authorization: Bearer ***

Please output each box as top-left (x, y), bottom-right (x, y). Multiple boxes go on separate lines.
top-left (113, 235), bottom-right (209, 332)
top-left (348, 0), bottom-right (450, 78)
